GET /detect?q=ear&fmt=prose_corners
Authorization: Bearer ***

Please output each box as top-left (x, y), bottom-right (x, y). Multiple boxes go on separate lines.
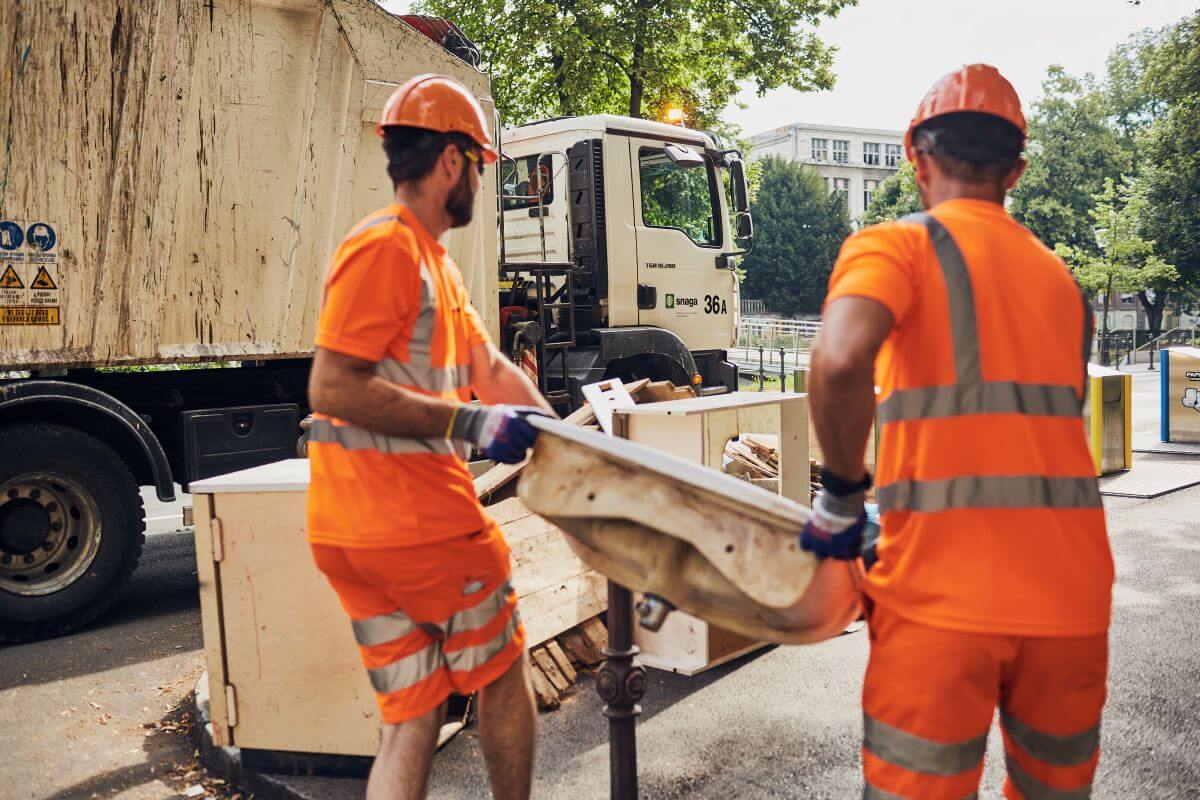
top-left (912, 150), bottom-right (934, 190)
top-left (1002, 157), bottom-right (1027, 192)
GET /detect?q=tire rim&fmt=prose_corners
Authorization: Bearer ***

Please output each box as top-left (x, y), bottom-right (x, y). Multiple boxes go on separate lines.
top-left (0, 474), bottom-right (103, 596)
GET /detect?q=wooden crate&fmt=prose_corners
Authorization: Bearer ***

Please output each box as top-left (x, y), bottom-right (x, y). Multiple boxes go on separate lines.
top-left (614, 391), bottom-right (809, 675)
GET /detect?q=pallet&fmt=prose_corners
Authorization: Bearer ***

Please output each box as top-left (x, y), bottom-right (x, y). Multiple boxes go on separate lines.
top-left (527, 617), bottom-right (607, 710)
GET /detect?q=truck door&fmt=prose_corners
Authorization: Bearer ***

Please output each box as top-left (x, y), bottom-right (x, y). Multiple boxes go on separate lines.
top-left (627, 137), bottom-right (736, 352)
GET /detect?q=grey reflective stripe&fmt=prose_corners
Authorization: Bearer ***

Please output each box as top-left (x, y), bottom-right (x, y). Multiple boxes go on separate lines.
top-left (367, 640), bottom-right (443, 693)
top-left (877, 475), bottom-right (1102, 513)
top-left (347, 214), bottom-right (403, 240)
top-left (878, 382), bottom-right (1083, 424)
top-left (308, 417), bottom-right (455, 456)
top-left (1005, 754), bottom-right (1092, 800)
top-left (863, 713), bottom-right (987, 777)
top-left (353, 610), bottom-right (417, 647)
top-left (1001, 710), bottom-right (1099, 767)
top-left (375, 357), bottom-right (465, 394)
top-left (906, 213), bottom-right (981, 385)
top-left (864, 786), bottom-right (976, 800)
top-left (448, 582), bottom-right (515, 637)
top-left (446, 609), bottom-right (521, 673)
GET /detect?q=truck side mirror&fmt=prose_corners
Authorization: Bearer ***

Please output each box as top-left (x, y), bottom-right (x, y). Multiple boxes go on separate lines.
top-left (730, 159), bottom-right (749, 213)
top-left (735, 211), bottom-right (753, 242)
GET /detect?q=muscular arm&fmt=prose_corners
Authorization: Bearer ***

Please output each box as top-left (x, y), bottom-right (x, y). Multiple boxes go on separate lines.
top-left (809, 296), bottom-right (894, 481)
top-left (308, 346), bottom-right (455, 438)
top-left (469, 341), bottom-right (556, 416)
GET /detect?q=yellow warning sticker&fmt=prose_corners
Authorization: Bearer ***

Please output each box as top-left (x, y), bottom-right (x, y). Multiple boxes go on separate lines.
top-left (30, 266), bottom-right (56, 290)
top-left (0, 306), bottom-right (59, 325)
top-left (0, 265), bottom-right (22, 288)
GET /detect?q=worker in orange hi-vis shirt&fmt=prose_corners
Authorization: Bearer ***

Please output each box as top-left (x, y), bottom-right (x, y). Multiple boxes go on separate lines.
top-left (306, 74), bottom-right (555, 800)
top-left (803, 64), bottom-right (1114, 799)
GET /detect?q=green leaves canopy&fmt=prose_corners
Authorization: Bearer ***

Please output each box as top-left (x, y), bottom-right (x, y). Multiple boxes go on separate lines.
top-left (414, 0), bottom-right (855, 128)
top-left (739, 156), bottom-right (850, 316)
top-left (862, 161), bottom-right (921, 225)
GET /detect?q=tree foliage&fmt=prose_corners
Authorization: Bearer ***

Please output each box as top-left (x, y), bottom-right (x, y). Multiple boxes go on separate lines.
top-left (1056, 177), bottom-right (1176, 357)
top-left (414, 0), bottom-right (855, 128)
top-left (1008, 67), bottom-right (1130, 256)
top-left (739, 157), bottom-right (850, 316)
top-left (1138, 10), bottom-right (1200, 327)
top-left (861, 161), bottom-right (921, 225)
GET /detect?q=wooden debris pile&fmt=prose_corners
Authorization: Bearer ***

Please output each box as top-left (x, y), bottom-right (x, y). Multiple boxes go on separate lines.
top-left (528, 618), bottom-right (608, 709)
top-left (725, 433), bottom-right (822, 500)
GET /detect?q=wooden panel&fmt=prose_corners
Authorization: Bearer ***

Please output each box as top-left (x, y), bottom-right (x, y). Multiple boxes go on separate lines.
top-left (192, 495), bottom-right (231, 747)
top-left (214, 490), bottom-right (380, 756)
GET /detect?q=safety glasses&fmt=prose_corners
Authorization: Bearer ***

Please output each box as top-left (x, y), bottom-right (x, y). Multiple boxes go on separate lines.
top-left (461, 147), bottom-right (485, 176)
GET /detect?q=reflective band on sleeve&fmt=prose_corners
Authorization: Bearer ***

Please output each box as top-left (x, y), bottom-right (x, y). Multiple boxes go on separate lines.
top-left (447, 582), bottom-right (515, 636)
top-left (863, 713), bottom-right (987, 777)
top-left (446, 610), bottom-right (521, 674)
top-left (1005, 754), bottom-right (1093, 800)
top-left (1001, 710), bottom-right (1099, 767)
top-left (346, 214), bottom-right (403, 240)
top-left (375, 357), bottom-right (464, 395)
top-left (878, 382), bottom-right (1083, 424)
top-left (877, 475), bottom-right (1102, 513)
top-left (352, 609), bottom-right (418, 647)
top-left (367, 641), bottom-right (443, 694)
top-left (308, 417), bottom-right (456, 456)
top-left (905, 213), bottom-right (981, 385)
top-left (864, 786), bottom-right (977, 800)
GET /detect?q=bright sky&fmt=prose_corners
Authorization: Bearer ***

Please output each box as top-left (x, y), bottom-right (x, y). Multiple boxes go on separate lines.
top-left (380, 0), bottom-right (1196, 135)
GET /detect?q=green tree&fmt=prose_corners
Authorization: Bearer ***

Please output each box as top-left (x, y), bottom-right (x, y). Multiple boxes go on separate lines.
top-left (1056, 177), bottom-right (1176, 362)
top-left (1138, 10), bottom-right (1200, 335)
top-left (862, 161), bottom-right (921, 225)
top-left (1009, 67), bottom-right (1129, 255)
top-left (739, 157), bottom-right (851, 316)
top-left (414, 0), bottom-right (855, 127)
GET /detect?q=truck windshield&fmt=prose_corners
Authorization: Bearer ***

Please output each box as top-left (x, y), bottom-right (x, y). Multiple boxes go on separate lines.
top-left (638, 148), bottom-right (720, 247)
top-left (502, 154), bottom-right (554, 211)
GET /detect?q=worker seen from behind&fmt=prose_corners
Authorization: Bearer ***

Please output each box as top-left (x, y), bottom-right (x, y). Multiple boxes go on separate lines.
top-left (306, 74), bottom-right (554, 800)
top-left (802, 64), bottom-right (1113, 799)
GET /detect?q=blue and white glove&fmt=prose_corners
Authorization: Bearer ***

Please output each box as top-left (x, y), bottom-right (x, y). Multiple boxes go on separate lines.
top-left (800, 487), bottom-right (867, 560)
top-left (451, 405), bottom-right (546, 464)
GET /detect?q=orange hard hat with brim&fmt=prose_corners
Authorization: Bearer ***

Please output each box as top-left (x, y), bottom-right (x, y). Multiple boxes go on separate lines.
top-left (377, 74), bottom-right (499, 164)
top-left (904, 64), bottom-right (1026, 162)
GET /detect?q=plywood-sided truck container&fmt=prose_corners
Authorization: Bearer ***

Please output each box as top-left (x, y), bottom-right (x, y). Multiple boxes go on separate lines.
top-left (0, 0), bottom-right (750, 640)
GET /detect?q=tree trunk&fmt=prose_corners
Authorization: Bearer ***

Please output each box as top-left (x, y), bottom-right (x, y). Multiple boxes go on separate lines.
top-left (1100, 283), bottom-right (1111, 366)
top-left (550, 49), bottom-right (569, 115)
top-left (1138, 289), bottom-right (1167, 338)
top-left (627, 0), bottom-right (648, 118)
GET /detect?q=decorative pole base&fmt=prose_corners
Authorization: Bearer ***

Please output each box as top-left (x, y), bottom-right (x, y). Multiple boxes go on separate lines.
top-left (597, 580), bottom-right (647, 800)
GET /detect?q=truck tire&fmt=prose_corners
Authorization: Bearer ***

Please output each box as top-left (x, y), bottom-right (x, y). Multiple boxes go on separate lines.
top-left (0, 423), bottom-right (145, 642)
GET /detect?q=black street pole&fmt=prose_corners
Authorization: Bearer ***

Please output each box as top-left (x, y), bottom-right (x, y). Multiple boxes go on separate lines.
top-left (597, 581), bottom-right (646, 800)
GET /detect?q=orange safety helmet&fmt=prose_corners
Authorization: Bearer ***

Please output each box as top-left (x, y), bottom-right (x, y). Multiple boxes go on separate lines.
top-left (904, 64), bottom-right (1026, 162)
top-left (377, 74), bottom-right (498, 164)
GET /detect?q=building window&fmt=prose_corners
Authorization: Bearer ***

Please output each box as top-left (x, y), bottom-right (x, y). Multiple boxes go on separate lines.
top-left (864, 179), bottom-right (881, 210)
top-left (863, 142), bottom-right (881, 166)
top-left (822, 176), bottom-right (831, 192)
top-left (832, 177), bottom-right (850, 206)
top-left (884, 143), bottom-right (902, 168)
top-left (811, 138), bottom-right (828, 161)
top-left (832, 140), bottom-right (849, 164)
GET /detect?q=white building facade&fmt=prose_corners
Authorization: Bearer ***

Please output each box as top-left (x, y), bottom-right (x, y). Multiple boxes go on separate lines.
top-left (748, 123), bottom-right (906, 222)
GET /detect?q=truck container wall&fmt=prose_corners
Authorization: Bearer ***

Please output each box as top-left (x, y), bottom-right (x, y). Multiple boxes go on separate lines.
top-left (0, 0), bottom-right (498, 370)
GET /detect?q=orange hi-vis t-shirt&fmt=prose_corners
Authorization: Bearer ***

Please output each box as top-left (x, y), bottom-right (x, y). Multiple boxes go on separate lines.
top-left (307, 204), bottom-right (492, 548)
top-left (826, 199), bottom-right (1113, 636)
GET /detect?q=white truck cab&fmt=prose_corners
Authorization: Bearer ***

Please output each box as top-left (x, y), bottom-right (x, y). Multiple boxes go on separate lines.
top-left (497, 115), bottom-right (751, 406)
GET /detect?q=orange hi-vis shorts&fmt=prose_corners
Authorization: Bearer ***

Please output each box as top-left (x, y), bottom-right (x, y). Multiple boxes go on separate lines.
top-left (311, 522), bottom-right (525, 724)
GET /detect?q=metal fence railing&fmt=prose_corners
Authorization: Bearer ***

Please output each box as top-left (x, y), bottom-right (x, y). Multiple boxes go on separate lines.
top-left (736, 317), bottom-right (821, 353)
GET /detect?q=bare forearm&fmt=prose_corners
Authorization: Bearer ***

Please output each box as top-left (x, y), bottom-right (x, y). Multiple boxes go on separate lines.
top-left (472, 346), bottom-right (555, 415)
top-left (313, 373), bottom-right (455, 439)
top-left (809, 355), bottom-right (875, 482)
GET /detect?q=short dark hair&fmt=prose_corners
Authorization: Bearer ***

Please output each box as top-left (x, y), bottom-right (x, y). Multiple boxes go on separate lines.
top-left (382, 126), bottom-right (476, 188)
top-left (911, 111), bottom-right (1024, 184)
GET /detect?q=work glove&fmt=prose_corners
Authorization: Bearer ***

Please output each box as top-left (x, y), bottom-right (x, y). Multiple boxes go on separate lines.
top-left (801, 485), bottom-right (868, 561)
top-left (450, 404), bottom-right (547, 464)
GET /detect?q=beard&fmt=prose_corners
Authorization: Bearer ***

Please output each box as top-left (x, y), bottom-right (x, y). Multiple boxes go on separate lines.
top-left (446, 166), bottom-right (476, 228)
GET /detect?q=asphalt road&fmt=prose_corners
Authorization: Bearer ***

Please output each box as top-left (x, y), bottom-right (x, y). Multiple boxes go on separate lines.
top-left (5, 365), bottom-right (1199, 799)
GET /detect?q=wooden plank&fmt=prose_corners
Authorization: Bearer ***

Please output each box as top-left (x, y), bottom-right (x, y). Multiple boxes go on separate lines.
top-left (558, 624), bottom-right (605, 666)
top-left (530, 648), bottom-right (570, 692)
top-left (545, 641), bottom-right (577, 683)
top-left (487, 496), bottom-right (536, 527)
top-left (579, 618), bottom-right (609, 654)
top-left (637, 381), bottom-right (695, 404)
top-left (519, 571), bottom-right (608, 648)
top-left (528, 666), bottom-right (560, 710)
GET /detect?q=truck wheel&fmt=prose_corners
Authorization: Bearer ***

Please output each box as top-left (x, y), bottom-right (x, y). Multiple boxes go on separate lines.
top-left (0, 424), bottom-right (145, 642)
